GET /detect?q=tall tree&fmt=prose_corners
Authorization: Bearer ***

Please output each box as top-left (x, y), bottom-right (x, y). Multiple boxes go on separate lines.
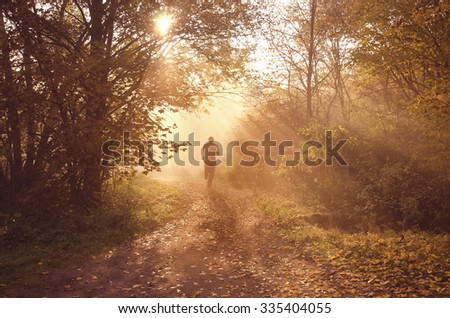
top-left (254, 0), bottom-right (353, 128)
top-left (350, 0), bottom-right (450, 115)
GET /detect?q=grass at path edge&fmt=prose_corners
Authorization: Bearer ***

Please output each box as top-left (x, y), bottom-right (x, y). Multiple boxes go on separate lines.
top-left (0, 177), bottom-right (181, 286)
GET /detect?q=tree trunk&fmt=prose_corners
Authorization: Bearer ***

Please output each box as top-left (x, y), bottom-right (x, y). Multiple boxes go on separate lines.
top-left (81, 0), bottom-right (110, 204)
top-left (305, 0), bottom-right (317, 121)
top-left (17, 2), bottom-right (38, 186)
top-left (1, 6), bottom-right (23, 194)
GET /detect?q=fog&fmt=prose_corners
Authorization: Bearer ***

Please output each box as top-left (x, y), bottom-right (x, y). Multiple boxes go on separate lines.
top-left (149, 94), bottom-right (247, 182)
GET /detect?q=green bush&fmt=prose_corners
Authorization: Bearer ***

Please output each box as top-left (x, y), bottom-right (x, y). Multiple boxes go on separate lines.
top-left (286, 121), bottom-right (449, 232)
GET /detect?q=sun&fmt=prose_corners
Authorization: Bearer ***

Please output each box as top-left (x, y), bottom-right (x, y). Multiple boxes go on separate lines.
top-left (155, 14), bottom-right (173, 36)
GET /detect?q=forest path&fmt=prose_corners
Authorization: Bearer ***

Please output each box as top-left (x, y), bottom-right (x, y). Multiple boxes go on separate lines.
top-left (4, 182), bottom-right (342, 297)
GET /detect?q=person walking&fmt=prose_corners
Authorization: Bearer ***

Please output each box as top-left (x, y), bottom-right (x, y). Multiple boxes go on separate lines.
top-left (201, 136), bottom-right (221, 188)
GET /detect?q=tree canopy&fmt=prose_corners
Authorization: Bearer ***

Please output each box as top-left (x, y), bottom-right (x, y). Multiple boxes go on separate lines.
top-left (0, 0), bottom-right (255, 205)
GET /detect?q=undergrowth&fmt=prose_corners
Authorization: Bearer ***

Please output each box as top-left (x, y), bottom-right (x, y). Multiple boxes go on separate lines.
top-left (0, 177), bottom-right (180, 286)
top-left (258, 196), bottom-right (450, 297)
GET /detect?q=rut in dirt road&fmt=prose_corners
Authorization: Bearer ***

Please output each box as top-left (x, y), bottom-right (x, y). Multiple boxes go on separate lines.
top-left (4, 183), bottom-right (311, 297)
top-left (146, 185), bottom-right (281, 297)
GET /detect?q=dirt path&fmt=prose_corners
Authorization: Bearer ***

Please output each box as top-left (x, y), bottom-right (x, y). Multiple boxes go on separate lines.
top-left (4, 182), bottom-right (340, 298)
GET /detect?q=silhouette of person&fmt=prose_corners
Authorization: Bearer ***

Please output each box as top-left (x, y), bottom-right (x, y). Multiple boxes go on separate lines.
top-left (201, 136), bottom-right (221, 187)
